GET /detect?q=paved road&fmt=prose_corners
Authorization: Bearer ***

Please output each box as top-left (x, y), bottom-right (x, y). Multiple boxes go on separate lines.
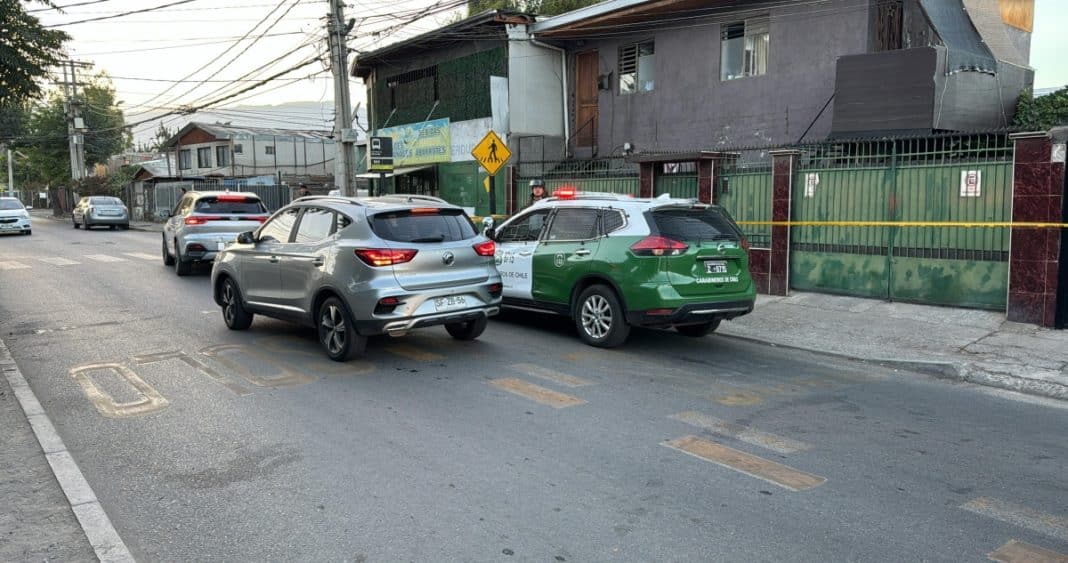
top-left (2, 218), bottom-right (1067, 562)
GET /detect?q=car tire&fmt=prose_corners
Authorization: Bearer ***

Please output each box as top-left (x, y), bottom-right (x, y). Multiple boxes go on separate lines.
top-left (109, 225), bottom-right (116, 230)
top-left (162, 236), bottom-right (175, 266)
top-left (317, 297), bottom-right (366, 362)
top-left (574, 285), bottom-right (630, 348)
top-left (120, 224), bottom-right (130, 230)
top-left (676, 319), bottom-right (721, 338)
top-left (220, 277), bottom-right (253, 330)
top-left (174, 241), bottom-right (191, 276)
top-left (445, 316), bottom-right (488, 340)
top-left (72, 218), bottom-right (79, 229)
top-left (23, 230), bottom-right (31, 236)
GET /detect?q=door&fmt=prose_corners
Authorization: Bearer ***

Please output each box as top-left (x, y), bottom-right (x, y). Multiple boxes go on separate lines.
top-left (240, 207), bottom-right (298, 306)
top-left (494, 209), bottom-right (551, 301)
top-left (278, 207), bottom-right (337, 312)
top-left (575, 50), bottom-right (599, 149)
top-left (533, 207), bottom-right (601, 305)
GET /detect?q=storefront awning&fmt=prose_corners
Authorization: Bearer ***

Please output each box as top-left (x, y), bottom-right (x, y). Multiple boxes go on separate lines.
top-left (355, 165), bottom-right (434, 179)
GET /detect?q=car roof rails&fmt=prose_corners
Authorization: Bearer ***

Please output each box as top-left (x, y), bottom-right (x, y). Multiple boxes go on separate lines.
top-left (371, 194), bottom-right (449, 205)
top-left (292, 195), bottom-right (366, 206)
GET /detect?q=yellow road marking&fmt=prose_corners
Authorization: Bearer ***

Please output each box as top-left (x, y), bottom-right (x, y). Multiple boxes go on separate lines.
top-left (963, 497), bottom-right (1068, 542)
top-left (737, 220), bottom-right (1068, 229)
top-left (989, 540), bottom-right (1068, 563)
top-left (669, 411), bottom-right (810, 454)
top-left (488, 378), bottom-right (586, 409)
top-left (563, 352), bottom-right (585, 362)
top-left (663, 435), bottom-right (825, 491)
top-left (385, 344), bottom-right (445, 362)
top-left (707, 384), bottom-right (766, 406)
top-left (511, 363), bottom-right (593, 387)
top-left (70, 363), bottom-right (169, 418)
top-left (199, 344), bottom-right (315, 388)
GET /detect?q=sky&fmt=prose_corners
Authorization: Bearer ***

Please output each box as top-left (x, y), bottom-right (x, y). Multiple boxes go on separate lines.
top-left (32, 0), bottom-right (1068, 146)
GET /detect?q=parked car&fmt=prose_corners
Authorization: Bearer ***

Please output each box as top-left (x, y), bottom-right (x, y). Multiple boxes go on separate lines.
top-left (73, 196), bottom-right (130, 230)
top-left (0, 197), bottom-right (31, 235)
top-left (211, 195), bottom-right (503, 361)
top-left (486, 190), bottom-right (756, 347)
top-left (162, 191), bottom-right (270, 276)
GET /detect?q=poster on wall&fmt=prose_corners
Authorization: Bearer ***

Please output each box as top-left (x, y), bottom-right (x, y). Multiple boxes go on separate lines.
top-left (375, 118), bottom-right (451, 167)
top-left (959, 170), bottom-right (981, 197)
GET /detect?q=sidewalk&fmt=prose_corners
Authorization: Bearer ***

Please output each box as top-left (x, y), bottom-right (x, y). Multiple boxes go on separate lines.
top-left (33, 209), bottom-right (163, 233)
top-left (720, 292), bottom-right (1068, 401)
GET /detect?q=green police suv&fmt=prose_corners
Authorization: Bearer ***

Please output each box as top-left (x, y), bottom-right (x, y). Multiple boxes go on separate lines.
top-left (487, 190), bottom-right (755, 347)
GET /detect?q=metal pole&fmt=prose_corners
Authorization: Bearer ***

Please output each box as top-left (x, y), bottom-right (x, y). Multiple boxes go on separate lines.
top-left (7, 148), bottom-right (14, 195)
top-left (489, 174), bottom-right (497, 215)
top-left (328, 0), bottom-right (356, 196)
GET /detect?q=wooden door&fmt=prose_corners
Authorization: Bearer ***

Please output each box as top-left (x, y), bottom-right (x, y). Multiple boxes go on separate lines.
top-left (575, 50), bottom-right (599, 148)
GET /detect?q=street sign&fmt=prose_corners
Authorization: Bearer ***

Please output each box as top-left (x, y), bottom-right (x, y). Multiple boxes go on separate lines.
top-left (370, 136), bottom-right (393, 171)
top-left (471, 130), bottom-right (511, 176)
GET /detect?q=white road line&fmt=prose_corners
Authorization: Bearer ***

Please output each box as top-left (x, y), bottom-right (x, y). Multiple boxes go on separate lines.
top-left (0, 261), bottom-right (31, 270)
top-left (511, 363), bottom-right (594, 387)
top-left (122, 252), bottom-right (157, 261)
top-left (963, 497), bottom-right (1068, 543)
top-left (37, 257), bottom-right (82, 266)
top-left (0, 338), bottom-right (134, 563)
top-left (669, 411), bottom-right (811, 454)
top-left (83, 254), bottom-right (127, 263)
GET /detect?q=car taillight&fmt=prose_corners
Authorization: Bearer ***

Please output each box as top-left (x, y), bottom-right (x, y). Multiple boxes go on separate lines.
top-left (374, 296), bottom-right (403, 314)
top-left (473, 240), bottom-right (495, 256)
top-left (217, 194), bottom-right (252, 202)
top-left (251, 215), bottom-right (268, 223)
top-left (184, 215), bottom-right (224, 226)
top-left (630, 235), bottom-right (688, 257)
top-left (488, 283), bottom-right (502, 297)
top-left (354, 248), bottom-right (417, 267)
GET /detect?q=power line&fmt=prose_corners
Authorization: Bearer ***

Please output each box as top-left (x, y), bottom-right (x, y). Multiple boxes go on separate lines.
top-left (46, 0), bottom-right (204, 27)
top-left (70, 31), bottom-right (307, 55)
top-left (28, 0), bottom-right (117, 13)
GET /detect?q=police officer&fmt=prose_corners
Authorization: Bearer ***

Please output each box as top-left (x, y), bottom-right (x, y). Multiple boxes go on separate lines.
top-left (528, 179), bottom-right (547, 206)
top-left (297, 183), bottom-right (311, 198)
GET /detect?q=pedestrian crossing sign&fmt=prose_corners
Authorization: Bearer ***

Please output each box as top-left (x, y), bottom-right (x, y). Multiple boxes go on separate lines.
top-left (471, 130), bottom-right (511, 176)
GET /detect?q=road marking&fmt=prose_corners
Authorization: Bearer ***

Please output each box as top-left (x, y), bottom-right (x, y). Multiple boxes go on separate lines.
top-left (669, 411), bottom-right (810, 454)
top-left (511, 363), bottom-right (594, 387)
top-left (488, 378), bottom-right (586, 409)
top-left (963, 497), bottom-right (1068, 542)
top-left (122, 252), bottom-right (158, 260)
top-left (70, 363), bottom-right (170, 418)
top-left (385, 344), bottom-right (445, 362)
top-left (988, 540), bottom-right (1068, 563)
top-left (0, 261), bottom-right (31, 270)
top-left (663, 435), bottom-right (826, 491)
top-left (83, 254), bottom-right (127, 263)
top-left (199, 344), bottom-right (316, 388)
top-left (134, 350), bottom-right (251, 396)
top-left (37, 257), bottom-right (81, 266)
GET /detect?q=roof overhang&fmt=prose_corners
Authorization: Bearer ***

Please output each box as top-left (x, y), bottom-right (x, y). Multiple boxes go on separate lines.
top-left (355, 165), bottom-right (434, 179)
top-left (532, 0), bottom-right (739, 40)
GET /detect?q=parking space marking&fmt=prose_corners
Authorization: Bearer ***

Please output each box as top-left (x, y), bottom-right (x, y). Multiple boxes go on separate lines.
top-left (199, 344), bottom-right (316, 388)
top-left (669, 411), bottom-right (811, 454)
top-left (37, 257), bottom-right (81, 266)
top-left (988, 540), bottom-right (1068, 563)
top-left (0, 261), bottom-right (31, 270)
top-left (511, 363), bottom-right (594, 388)
top-left (84, 254), bottom-right (127, 263)
top-left (663, 435), bottom-right (826, 492)
top-left (134, 350), bottom-right (251, 396)
top-left (122, 252), bottom-right (158, 261)
top-left (963, 497), bottom-right (1068, 542)
top-left (488, 378), bottom-right (587, 409)
top-left (70, 363), bottom-right (170, 418)
top-left (385, 344), bottom-right (445, 362)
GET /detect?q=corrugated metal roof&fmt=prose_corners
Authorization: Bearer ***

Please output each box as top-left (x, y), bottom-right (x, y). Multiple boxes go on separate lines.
top-left (163, 121), bottom-right (334, 148)
top-left (133, 157), bottom-right (178, 178)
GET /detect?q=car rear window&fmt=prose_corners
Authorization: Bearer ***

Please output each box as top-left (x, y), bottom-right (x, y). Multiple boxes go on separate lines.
top-left (651, 207), bottom-right (742, 242)
top-left (90, 197), bottom-right (122, 205)
top-left (0, 199), bottom-right (23, 210)
top-left (371, 209), bottom-right (476, 243)
top-left (194, 196), bottom-right (266, 214)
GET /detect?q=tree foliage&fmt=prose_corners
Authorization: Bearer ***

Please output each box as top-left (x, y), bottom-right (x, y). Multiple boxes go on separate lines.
top-left (0, 0), bottom-right (70, 104)
top-left (1014, 87), bottom-right (1068, 132)
top-left (467, 0), bottom-right (602, 17)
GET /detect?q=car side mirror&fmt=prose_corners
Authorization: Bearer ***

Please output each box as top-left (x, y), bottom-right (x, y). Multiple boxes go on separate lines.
top-left (236, 231), bottom-right (256, 244)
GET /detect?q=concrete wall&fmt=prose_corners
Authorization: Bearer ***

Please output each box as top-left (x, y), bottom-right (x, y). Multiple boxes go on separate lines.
top-left (507, 25), bottom-right (566, 145)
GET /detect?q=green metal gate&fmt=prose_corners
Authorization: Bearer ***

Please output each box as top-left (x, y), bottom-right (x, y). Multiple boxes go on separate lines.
top-left (789, 134), bottom-right (1013, 310)
top-left (654, 166), bottom-right (698, 198)
top-left (717, 161), bottom-right (774, 248)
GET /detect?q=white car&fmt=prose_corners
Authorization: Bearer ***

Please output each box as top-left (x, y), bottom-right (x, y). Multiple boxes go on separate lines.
top-left (0, 197), bottom-right (32, 235)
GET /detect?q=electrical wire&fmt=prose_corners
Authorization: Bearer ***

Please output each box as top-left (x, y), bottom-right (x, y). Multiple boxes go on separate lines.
top-left (45, 0), bottom-right (204, 27)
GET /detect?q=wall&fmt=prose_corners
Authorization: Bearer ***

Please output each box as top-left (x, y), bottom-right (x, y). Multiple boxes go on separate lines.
top-left (175, 135), bottom-right (336, 178)
top-left (507, 25), bottom-right (566, 148)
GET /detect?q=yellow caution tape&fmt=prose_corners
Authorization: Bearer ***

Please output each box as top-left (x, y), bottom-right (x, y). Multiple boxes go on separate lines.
top-left (734, 221), bottom-right (1068, 228)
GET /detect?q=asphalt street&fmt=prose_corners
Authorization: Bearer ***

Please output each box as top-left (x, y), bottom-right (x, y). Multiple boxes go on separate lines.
top-left (1, 218), bottom-right (1067, 562)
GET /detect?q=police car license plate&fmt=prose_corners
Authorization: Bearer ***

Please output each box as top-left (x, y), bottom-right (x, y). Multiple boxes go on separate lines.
top-left (434, 296), bottom-right (467, 311)
top-left (705, 260), bottom-right (728, 274)
top-left (216, 240), bottom-right (226, 251)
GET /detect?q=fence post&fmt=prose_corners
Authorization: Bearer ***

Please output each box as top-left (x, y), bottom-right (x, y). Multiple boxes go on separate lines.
top-left (767, 149), bottom-right (799, 296)
top-left (639, 162), bottom-right (654, 198)
top-left (1007, 130), bottom-right (1063, 327)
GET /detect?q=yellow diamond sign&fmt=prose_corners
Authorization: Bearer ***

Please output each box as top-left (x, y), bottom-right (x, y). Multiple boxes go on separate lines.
top-left (471, 130), bottom-right (511, 176)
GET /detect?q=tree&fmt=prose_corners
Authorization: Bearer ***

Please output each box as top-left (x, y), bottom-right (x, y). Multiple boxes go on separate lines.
top-left (1014, 87), bottom-right (1068, 131)
top-left (0, 1), bottom-right (70, 105)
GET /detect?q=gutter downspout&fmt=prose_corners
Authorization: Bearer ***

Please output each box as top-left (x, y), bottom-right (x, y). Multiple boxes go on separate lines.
top-left (529, 36), bottom-right (570, 158)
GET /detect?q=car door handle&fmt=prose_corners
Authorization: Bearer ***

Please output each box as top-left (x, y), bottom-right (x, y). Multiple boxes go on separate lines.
top-left (269, 255), bottom-right (279, 263)
top-left (574, 249), bottom-right (591, 256)
top-left (519, 251), bottom-right (533, 256)
top-left (312, 257), bottom-right (325, 267)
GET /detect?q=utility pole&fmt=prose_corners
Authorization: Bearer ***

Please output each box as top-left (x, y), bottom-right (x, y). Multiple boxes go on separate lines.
top-left (327, 0), bottom-right (357, 196)
top-left (58, 60), bottom-right (93, 182)
top-left (7, 148), bottom-right (13, 195)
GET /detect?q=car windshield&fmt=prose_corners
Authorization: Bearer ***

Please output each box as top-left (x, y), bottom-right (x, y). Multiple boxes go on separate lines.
top-left (194, 196), bottom-right (266, 214)
top-left (0, 199), bottom-right (24, 210)
top-left (370, 209), bottom-right (476, 243)
top-left (651, 207), bottom-right (742, 242)
top-left (91, 197), bottom-right (123, 206)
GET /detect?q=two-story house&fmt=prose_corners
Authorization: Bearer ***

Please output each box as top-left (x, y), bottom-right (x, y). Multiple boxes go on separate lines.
top-left (162, 122), bottom-right (338, 181)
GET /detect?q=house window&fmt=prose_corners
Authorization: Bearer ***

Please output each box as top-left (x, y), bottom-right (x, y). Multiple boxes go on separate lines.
top-left (618, 40), bottom-right (655, 95)
top-left (264, 145), bottom-right (275, 155)
top-left (873, 0), bottom-right (904, 52)
top-left (721, 16), bottom-right (769, 80)
top-left (179, 149), bottom-right (191, 170)
top-left (233, 143), bottom-right (243, 155)
top-left (216, 146), bottom-right (230, 167)
top-left (197, 147), bottom-right (212, 168)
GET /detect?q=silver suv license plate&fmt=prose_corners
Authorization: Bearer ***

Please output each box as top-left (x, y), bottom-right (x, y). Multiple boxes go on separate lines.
top-left (705, 260), bottom-right (728, 274)
top-left (435, 296), bottom-right (467, 311)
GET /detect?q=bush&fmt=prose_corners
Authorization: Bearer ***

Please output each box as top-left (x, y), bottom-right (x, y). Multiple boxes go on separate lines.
top-left (1014, 86), bottom-right (1068, 131)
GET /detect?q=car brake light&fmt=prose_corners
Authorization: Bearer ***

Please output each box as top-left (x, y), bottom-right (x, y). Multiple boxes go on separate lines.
top-left (216, 194), bottom-right (250, 202)
top-left (409, 208), bottom-right (439, 214)
top-left (473, 240), bottom-right (495, 256)
top-left (488, 283), bottom-right (502, 296)
top-left (630, 235), bottom-right (688, 257)
top-left (553, 187), bottom-right (576, 199)
top-left (184, 215), bottom-right (224, 225)
top-left (646, 308), bottom-right (675, 316)
top-left (251, 215), bottom-right (268, 223)
top-left (354, 248), bottom-right (417, 267)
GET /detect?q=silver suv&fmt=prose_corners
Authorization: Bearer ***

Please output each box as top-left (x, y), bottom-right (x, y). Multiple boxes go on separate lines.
top-left (210, 195), bottom-right (503, 361)
top-left (162, 191), bottom-right (269, 276)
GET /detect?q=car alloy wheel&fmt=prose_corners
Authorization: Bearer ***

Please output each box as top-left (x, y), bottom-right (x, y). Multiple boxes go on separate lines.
top-left (575, 285), bottom-right (630, 348)
top-left (220, 278), bottom-right (253, 330)
top-left (317, 297), bottom-right (366, 362)
top-left (581, 294), bottom-right (612, 340)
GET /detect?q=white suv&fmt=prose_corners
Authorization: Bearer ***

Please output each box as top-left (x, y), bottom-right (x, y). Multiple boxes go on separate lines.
top-left (0, 197), bottom-right (32, 236)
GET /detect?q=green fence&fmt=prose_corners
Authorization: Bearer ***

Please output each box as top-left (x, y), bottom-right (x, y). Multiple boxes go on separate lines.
top-left (518, 157), bottom-right (639, 200)
top-left (789, 133), bottom-right (1013, 310)
top-left (717, 162), bottom-right (773, 248)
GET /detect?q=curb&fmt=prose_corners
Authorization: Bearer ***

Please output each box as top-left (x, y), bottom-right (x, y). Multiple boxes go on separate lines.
top-left (0, 338), bottom-right (135, 563)
top-left (718, 332), bottom-right (1068, 402)
top-left (35, 212), bottom-right (162, 233)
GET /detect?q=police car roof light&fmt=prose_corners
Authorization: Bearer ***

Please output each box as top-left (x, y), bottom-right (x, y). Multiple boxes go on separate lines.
top-left (553, 187), bottom-right (577, 199)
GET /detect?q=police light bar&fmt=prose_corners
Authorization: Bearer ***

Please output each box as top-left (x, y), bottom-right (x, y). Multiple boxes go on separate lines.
top-left (553, 187), bottom-right (577, 199)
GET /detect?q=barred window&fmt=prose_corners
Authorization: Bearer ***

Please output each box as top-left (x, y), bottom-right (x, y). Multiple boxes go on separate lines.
top-left (619, 40), bottom-right (655, 95)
